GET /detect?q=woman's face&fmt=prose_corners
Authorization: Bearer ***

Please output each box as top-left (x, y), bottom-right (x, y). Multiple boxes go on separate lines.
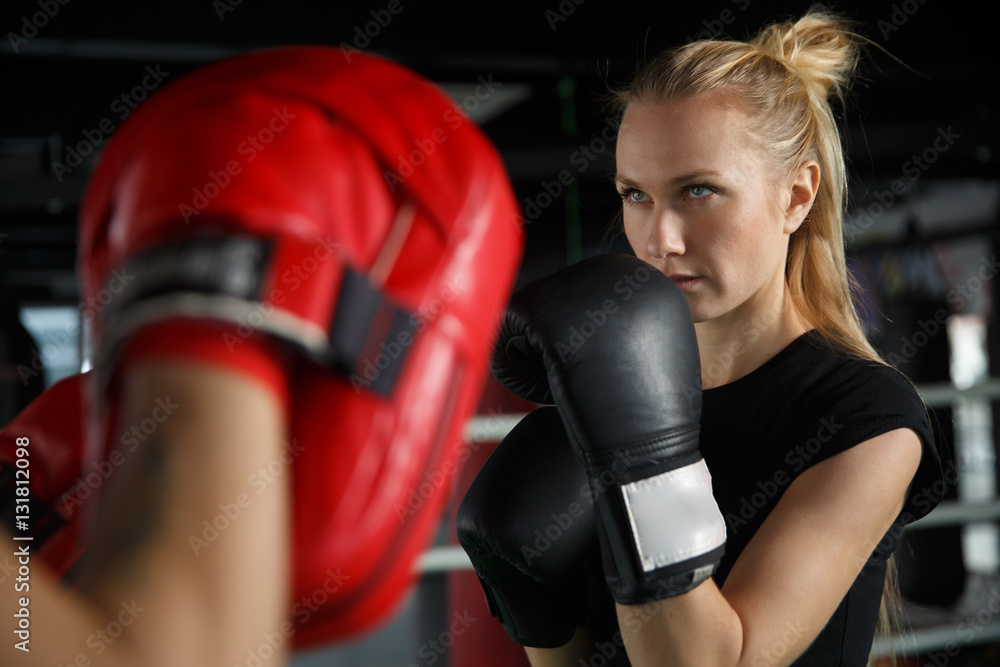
top-left (616, 94), bottom-right (806, 325)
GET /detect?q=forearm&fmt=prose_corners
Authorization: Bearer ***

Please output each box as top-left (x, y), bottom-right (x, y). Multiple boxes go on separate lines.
top-left (523, 582), bottom-right (744, 667)
top-left (1, 543), bottom-right (144, 667)
top-left (615, 581), bottom-right (743, 667)
top-left (2, 362), bottom-right (291, 667)
top-left (525, 625), bottom-right (595, 667)
top-left (86, 361), bottom-right (291, 666)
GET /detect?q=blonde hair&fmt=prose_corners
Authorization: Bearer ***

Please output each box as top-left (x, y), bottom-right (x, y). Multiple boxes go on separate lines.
top-left (607, 6), bottom-right (883, 363)
top-left (607, 6), bottom-right (907, 663)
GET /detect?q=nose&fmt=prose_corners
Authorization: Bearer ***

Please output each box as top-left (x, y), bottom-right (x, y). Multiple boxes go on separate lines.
top-left (645, 210), bottom-right (685, 259)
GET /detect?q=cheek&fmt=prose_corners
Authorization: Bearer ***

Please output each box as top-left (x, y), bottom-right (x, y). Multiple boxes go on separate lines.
top-left (686, 206), bottom-right (740, 258)
top-left (722, 197), bottom-right (784, 256)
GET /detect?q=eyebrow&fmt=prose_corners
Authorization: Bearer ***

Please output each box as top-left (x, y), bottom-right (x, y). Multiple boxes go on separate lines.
top-left (615, 170), bottom-right (724, 187)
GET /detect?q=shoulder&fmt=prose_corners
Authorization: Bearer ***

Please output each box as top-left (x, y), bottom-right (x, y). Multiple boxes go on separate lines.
top-left (702, 332), bottom-right (932, 460)
top-left (705, 331), bottom-right (943, 514)
top-left (706, 330), bottom-right (921, 410)
top-left (780, 332), bottom-right (929, 433)
top-left (780, 333), bottom-right (944, 523)
top-left (791, 331), bottom-right (914, 391)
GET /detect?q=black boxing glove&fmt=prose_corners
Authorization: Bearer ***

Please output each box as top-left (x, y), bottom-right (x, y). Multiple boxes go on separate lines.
top-left (457, 407), bottom-right (598, 647)
top-left (492, 254), bottom-right (726, 605)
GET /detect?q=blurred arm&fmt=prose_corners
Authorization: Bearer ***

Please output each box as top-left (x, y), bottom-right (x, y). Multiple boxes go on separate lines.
top-left (2, 360), bottom-right (290, 667)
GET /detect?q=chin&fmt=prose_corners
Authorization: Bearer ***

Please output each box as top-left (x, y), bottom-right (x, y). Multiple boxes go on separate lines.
top-left (684, 294), bottom-right (733, 325)
top-left (682, 297), bottom-right (711, 324)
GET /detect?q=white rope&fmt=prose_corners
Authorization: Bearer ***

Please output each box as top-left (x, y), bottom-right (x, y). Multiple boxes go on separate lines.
top-left (462, 413), bottom-right (528, 443)
top-left (910, 500), bottom-right (1000, 531)
top-left (871, 618), bottom-right (1000, 658)
top-left (415, 546), bottom-right (474, 574)
top-left (918, 379), bottom-right (1000, 408)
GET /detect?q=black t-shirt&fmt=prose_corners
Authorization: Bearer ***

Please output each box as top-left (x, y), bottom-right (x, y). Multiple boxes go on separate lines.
top-left (699, 330), bottom-right (943, 665)
top-left (595, 331), bottom-right (944, 666)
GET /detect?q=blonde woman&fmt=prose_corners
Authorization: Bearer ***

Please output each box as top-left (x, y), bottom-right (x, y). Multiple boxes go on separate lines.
top-left (459, 6), bottom-right (944, 666)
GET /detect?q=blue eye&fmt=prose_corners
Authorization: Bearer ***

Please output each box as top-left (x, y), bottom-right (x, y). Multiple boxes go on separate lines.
top-left (688, 184), bottom-right (714, 198)
top-left (619, 188), bottom-right (649, 204)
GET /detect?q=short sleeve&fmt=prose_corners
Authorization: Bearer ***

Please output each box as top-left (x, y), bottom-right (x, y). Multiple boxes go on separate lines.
top-left (787, 360), bottom-right (944, 559)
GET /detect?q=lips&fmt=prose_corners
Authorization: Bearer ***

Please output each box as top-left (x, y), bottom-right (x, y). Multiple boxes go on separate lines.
top-left (666, 275), bottom-right (704, 291)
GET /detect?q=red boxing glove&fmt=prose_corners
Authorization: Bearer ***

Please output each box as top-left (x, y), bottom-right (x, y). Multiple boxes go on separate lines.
top-left (0, 373), bottom-right (88, 583)
top-left (73, 46), bottom-right (523, 647)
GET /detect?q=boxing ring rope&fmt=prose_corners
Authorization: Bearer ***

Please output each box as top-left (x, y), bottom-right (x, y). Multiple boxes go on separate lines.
top-left (416, 498), bottom-right (1000, 573)
top-left (418, 378), bottom-right (1000, 656)
top-left (462, 413), bottom-right (525, 445)
top-left (918, 379), bottom-right (1000, 408)
top-left (871, 623), bottom-right (1000, 660)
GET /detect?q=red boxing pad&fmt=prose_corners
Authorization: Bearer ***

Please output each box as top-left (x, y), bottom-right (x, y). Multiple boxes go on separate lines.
top-left (78, 47), bottom-right (523, 647)
top-left (0, 373), bottom-right (89, 581)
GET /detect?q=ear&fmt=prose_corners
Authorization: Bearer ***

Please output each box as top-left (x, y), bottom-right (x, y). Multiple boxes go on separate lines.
top-left (783, 160), bottom-right (820, 234)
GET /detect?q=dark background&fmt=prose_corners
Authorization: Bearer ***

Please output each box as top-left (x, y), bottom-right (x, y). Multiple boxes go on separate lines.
top-left (1, 2), bottom-right (999, 665)
top-left (0, 0), bottom-right (996, 298)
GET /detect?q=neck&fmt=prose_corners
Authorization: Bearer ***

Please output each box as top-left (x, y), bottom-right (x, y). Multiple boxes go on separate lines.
top-left (695, 282), bottom-right (810, 390)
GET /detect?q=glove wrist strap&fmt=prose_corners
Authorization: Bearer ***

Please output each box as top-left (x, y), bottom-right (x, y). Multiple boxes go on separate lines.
top-left (592, 458), bottom-right (726, 605)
